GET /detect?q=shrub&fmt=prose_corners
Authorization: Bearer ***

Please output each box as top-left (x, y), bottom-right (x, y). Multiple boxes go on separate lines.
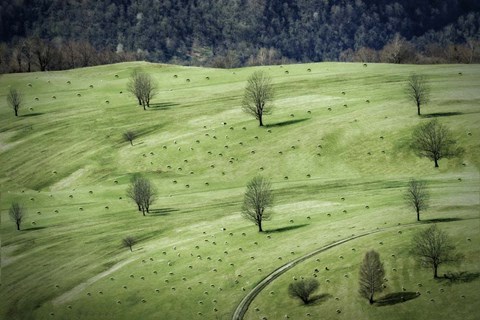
top-left (122, 236), bottom-right (136, 252)
top-left (288, 278), bottom-right (320, 304)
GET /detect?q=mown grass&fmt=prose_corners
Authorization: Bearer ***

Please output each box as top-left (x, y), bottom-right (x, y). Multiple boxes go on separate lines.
top-left (0, 62), bottom-right (479, 320)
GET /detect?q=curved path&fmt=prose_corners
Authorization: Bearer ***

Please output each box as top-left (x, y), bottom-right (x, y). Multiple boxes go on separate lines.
top-left (231, 225), bottom-right (408, 320)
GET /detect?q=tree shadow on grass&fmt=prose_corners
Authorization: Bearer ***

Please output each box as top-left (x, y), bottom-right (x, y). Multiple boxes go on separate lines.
top-left (265, 118), bottom-right (309, 128)
top-left (307, 293), bottom-right (333, 305)
top-left (440, 271), bottom-right (480, 284)
top-left (23, 226), bottom-right (47, 231)
top-left (265, 224), bottom-right (309, 233)
top-left (421, 112), bottom-right (463, 118)
top-left (21, 113), bottom-right (44, 117)
top-left (375, 292), bottom-right (420, 306)
top-left (148, 102), bottom-right (179, 110)
top-left (422, 218), bottom-right (463, 223)
top-left (148, 208), bottom-right (179, 216)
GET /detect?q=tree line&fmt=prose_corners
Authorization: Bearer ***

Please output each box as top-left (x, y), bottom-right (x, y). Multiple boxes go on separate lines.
top-left (0, 37), bottom-right (139, 73)
top-left (1, 0), bottom-right (479, 73)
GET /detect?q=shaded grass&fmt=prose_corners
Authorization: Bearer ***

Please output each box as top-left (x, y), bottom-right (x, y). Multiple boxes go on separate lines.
top-left (422, 217), bottom-right (464, 223)
top-left (20, 112), bottom-right (44, 117)
top-left (147, 208), bottom-right (179, 216)
top-left (265, 224), bottom-right (309, 233)
top-left (421, 112), bottom-right (464, 118)
top-left (375, 292), bottom-right (420, 306)
top-left (147, 102), bottom-right (180, 110)
top-left (308, 293), bottom-right (333, 305)
top-left (441, 271), bottom-right (480, 284)
top-left (265, 118), bottom-right (310, 127)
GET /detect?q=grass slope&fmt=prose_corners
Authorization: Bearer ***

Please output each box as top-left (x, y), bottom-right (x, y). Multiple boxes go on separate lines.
top-left (0, 62), bottom-right (479, 320)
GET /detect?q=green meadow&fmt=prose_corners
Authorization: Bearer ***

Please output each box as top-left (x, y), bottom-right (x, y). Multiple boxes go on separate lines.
top-left (0, 62), bottom-right (479, 320)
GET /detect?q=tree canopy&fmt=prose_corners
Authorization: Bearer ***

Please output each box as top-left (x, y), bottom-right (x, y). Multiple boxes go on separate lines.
top-left (1, 0), bottom-right (479, 73)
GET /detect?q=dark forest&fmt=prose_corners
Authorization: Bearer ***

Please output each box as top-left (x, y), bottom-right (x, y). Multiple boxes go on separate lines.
top-left (1, 0), bottom-right (479, 72)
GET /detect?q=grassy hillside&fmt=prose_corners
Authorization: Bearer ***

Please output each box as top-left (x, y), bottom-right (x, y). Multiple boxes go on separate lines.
top-left (0, 62), bottom-right (479, 320)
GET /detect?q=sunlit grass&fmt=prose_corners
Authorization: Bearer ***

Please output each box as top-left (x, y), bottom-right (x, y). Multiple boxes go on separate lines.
top-left (0, 62), bottom-right (479, 320)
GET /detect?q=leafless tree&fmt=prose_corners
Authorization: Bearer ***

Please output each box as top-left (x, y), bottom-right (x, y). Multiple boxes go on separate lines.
top-left (411, 119), bottom-right (461, 167)
top-left (242, 70), bottom-right (274, 126)
top-left (405, 74), bottom-right (430, 116)
top-left (122, 236), bottom-right (136, 252)
top-left (126, 175), bottom-right (156, 215)
top-left (77, 41), bottom-right (96, 67)
top-left (380, 33), bottom-right (416, 64)
top-left (241, 176), bottom-right (273, 232)
top-left (20, 38), bottom-right (35, 72)
top-left (411, 224), bottom-right (463, 278)
top-left (7, 88), bottom-right (23, 117)
top-left (138, 72), bottom-right (158, 108)
top-left (123, 131), bottom-right (136, 146)
top-left (404, 179), bottom-right (429, 221)
top-left (127, 69), bottom-right (143, 106)
top-left (9, 202), bottom-right (26, 231)
top-left (127, 70), bottom-right (158, 110)
top-left (33, 37), bottom-right (54, 71)
top-left (359, 250), bottom-right (385, 304)
top-left (288, 278), bottom-right (320, 304)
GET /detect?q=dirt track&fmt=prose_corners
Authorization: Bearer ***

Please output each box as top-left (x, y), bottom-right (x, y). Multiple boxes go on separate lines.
top-left (231, 226), bottom-right (405, 320)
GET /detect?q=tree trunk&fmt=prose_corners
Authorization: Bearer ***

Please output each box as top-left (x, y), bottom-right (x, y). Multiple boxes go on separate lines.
top-left (258, 220), bottom-right (263, 232)
top-left (142, 102), bottom-right (146, 111)
top-left (258, 116), bottom-right (264, 127)
top-left (434, 265), bottom-right (438, 278)
top-left (130, 140), bottom-right (133, 146)
top-left (417, 102), bottom-right (421, 116)
top-left (14, 109), bottom-right (18, 117)
top-left (129, 246), bottom-right (133, 252)
top-left (16, 221), bottom-right (20, 231)
top-left (137, 204), bottom-right (142, 212)
top-left (369, 294), bottom-right (374, 304)
top-left (137, 98), bottom-right (142, 105)
top-left (416, 208), bottom-right (420, 221)
top-left (434, 158), bottom-right (439, 168)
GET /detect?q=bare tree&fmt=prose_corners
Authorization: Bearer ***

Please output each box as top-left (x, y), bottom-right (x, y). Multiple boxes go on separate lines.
top-left (380, 33), bottom-right (416, 64)
top-left (33, 38), bottom-right (54, 71)
top-left (127, 69), bottom-right (143, 106)
top-left (127, 177), bottom-right (144, 213)
top-left (20, 38), bottom-right (35, 72)
top-left (126, 175), bottom-right (156, 216)
top-left (9, 202), bottom-right (26, 231)
top-left (359, 250), bottom-right (385, 304)
top-left (405, 74), bottom-right (430, 116)
top-left (7, 88), bottom-right (23, 117)
top-left (138, 72), bottom-right (158, 109)
top-left (127, 70), bottom-right (158, 110)
top-left (138, 177), bottom-right (156, 214)
top-left (411, 119), bottom-right (461, 168)
top-left (122, 236), bottom-right (136, 252)
top-left (288, 278), bottom-right (320, 305)
top-left (411, 224), bottom-right (463, 278)
top-left (404, 179), bottom-right (429, 221)
top-left (242, 70), bottom-right (274, 126)
top-left (123, 131), bottom-right (136, 146)
top-left (241, 176), bottom-right (273, 232)
top-left (77, 41), bottom-right (96, 67)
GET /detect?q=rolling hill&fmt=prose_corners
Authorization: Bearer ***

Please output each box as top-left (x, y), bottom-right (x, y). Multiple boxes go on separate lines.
top-left (0, 62), bottom-right (479, 320)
